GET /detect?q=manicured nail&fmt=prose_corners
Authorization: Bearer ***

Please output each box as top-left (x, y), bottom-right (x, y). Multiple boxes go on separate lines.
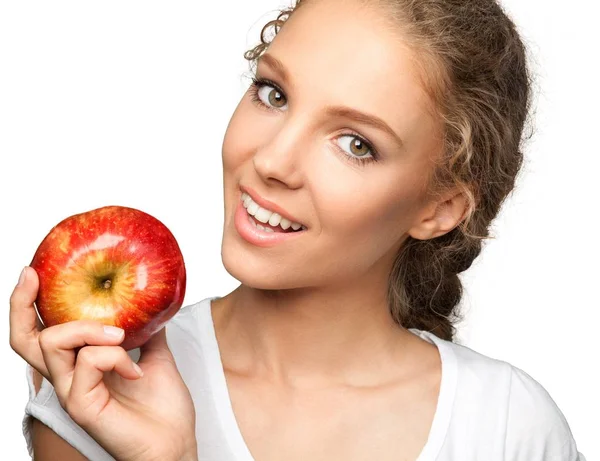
top-left (17, 267), bottom-right (27, 287)
top-left (132, 362), bottom-right (144, 377)
top-left (103, 325), bottom-right (124, 338)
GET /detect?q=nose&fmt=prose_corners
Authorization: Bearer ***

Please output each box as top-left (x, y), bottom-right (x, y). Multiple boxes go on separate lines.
top-left (252, 116), bottom-right (308, 190)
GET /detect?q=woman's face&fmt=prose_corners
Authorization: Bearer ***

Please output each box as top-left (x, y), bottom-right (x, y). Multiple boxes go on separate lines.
top-left (220, 0), bottom-right (447, 290)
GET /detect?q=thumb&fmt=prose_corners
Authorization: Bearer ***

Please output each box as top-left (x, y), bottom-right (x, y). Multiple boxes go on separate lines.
top-left (9, 266), bottom-right (47, 375)
top-left (11, 266), bottom-right (40, 309)
top-left (10, 267), bottom-right (42, 336)
top-left (137, 327), bottom-right (174, 365)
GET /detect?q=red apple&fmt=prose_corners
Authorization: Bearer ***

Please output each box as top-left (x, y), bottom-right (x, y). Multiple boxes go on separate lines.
top-left (30, 205), bottom-right (186, 350)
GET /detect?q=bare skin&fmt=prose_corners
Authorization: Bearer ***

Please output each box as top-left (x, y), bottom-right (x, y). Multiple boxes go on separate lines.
top-left (215, 0), bottom-right (467, 458)
top-left (13, 0), bottom-right (469, 459)
top-left (31, 371), bottom-right (88, 461)
top-left (212, 290), bottom-right (442, 461)
top-left (11, 269), bottom-right (197, 461)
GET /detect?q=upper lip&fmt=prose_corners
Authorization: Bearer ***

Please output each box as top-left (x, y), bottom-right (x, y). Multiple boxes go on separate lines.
top-left (240, 185), bottom-right (305, 227)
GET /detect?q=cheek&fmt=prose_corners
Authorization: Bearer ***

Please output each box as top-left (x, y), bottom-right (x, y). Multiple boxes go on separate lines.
top-left (222, 96), bottom-right (270, 171)
top-left (311, 158), bottom-right (426, 241)
top-left (222, 101), bottom-right (249, 171)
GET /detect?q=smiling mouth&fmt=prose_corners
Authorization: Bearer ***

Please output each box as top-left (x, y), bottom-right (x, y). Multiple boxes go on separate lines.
top-left (246, 214), bottom-right (299, 233)
top-left (241, 192), bottom-right (307, 233)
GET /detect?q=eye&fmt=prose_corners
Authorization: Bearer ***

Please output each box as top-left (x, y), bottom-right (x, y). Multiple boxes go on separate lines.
top-left (250, 76), bottom-right (378, 165)
top-left (259, 85), bottom-right (287, 109)
top-left (251, 78), bottom-right (288, 110)
top-left (336, 134), bottom-right (375, 160)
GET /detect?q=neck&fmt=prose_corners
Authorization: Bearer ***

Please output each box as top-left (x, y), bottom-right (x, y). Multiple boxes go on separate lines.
top-left (212, 274), bottom-right (411, 388)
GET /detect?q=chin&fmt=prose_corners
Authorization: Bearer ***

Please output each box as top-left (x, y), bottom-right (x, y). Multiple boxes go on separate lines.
top-left (220, 241), bottom-right (305, 291)
top-left (221, 249), bottom-right (278, 290)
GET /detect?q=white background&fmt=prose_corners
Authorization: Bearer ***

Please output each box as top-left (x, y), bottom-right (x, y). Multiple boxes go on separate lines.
top-left (0, 0), bottom-right (597, 459)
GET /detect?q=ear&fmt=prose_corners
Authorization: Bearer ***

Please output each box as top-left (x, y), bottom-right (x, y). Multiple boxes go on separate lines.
top-left (408, 190), bottom-right (468, 241)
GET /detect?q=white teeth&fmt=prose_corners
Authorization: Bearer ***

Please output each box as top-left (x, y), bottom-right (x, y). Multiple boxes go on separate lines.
top-left (268, 213), bottom-right (282, 227)
top-left (253, 221), bottom-right (274, 233)
top-left (241, 191), bottom-right (305, 231)
top-left (247, 201), bottom-right (259, 215)
top-left (254, 207), bottom-right (273, 224)
top-left (279, 218), bottom-right (291, 230)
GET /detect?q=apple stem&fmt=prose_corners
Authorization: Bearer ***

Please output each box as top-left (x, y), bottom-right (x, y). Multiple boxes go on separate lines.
top-left (103, 279), bottom-right (112, 289)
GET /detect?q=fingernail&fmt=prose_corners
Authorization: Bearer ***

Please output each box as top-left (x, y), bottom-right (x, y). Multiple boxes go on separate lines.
top-left (103, 325), bottom-right (124, 338)
top-left (17, 267), bottom-right (27, 287)
top-left (132, 362), bottom-right (144, 377)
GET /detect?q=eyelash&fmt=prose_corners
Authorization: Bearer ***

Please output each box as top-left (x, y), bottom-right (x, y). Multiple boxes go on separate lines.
top-left (249, 76), bottom-right (380, 166)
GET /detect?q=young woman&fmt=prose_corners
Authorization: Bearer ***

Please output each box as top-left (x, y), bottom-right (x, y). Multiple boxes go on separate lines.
top-left (10, 0), bottom-right (586, 460)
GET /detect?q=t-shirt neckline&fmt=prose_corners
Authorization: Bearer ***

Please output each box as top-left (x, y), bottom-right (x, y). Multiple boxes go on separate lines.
top-left (200, 297), bottom-right (457, 461)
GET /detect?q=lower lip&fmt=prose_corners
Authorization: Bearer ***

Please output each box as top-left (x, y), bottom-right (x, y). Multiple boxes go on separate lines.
top-left (234, 199), bottom-right (306, 247)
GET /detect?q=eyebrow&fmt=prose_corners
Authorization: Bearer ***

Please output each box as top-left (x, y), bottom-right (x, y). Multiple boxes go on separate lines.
top-left (258, 53), bottom-right (292, 87)
top-left (324, 106), bottom-right (404, 149)
top-left (257, 53), bottom-right (404, 150)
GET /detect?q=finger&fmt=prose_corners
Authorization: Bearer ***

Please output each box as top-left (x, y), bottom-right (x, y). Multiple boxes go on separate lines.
top-left (68, 346), bottom-right (142, 426)
top-left (138, 327), bottom-right (174, 366)
top-left (9, 267), bottom-right (46, 376)
top-left (68, 345), bottom-right (142, 425)
top-left (39, 321), bottom-right (126, 398)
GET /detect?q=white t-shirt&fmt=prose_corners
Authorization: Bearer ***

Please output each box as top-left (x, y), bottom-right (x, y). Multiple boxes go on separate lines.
top-left (22, 297), bottom-right (587, 461)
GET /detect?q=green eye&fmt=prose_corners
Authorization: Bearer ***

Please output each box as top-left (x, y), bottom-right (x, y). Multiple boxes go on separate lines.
top-left (253, 80), bottom-right (288, 110)
top-left (337, 135), bottom-right (374, 159)
top-left (266, 88), bottom-right (287, 108)
top-left (250, 77), bottom-right (289, 111)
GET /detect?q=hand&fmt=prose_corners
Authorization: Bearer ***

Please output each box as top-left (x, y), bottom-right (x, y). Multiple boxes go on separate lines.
top-left (9, 267), bottom-right (198, 461)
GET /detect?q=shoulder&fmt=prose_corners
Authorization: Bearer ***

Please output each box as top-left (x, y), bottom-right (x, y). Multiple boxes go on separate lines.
top-left (427, 333), bottom-right (582, 459)
top-left (165, 296), bottom-right (218, 341)
top-left (158, 296), bottom-right (220, 375)
top-left (121, 297), bottom-right (219, 373)
top-left (502, 364), bottom-right (581, 459)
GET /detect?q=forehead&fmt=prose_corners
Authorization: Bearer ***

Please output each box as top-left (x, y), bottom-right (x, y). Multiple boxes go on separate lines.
top-left (261, 0), bottom-right (437, 146)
